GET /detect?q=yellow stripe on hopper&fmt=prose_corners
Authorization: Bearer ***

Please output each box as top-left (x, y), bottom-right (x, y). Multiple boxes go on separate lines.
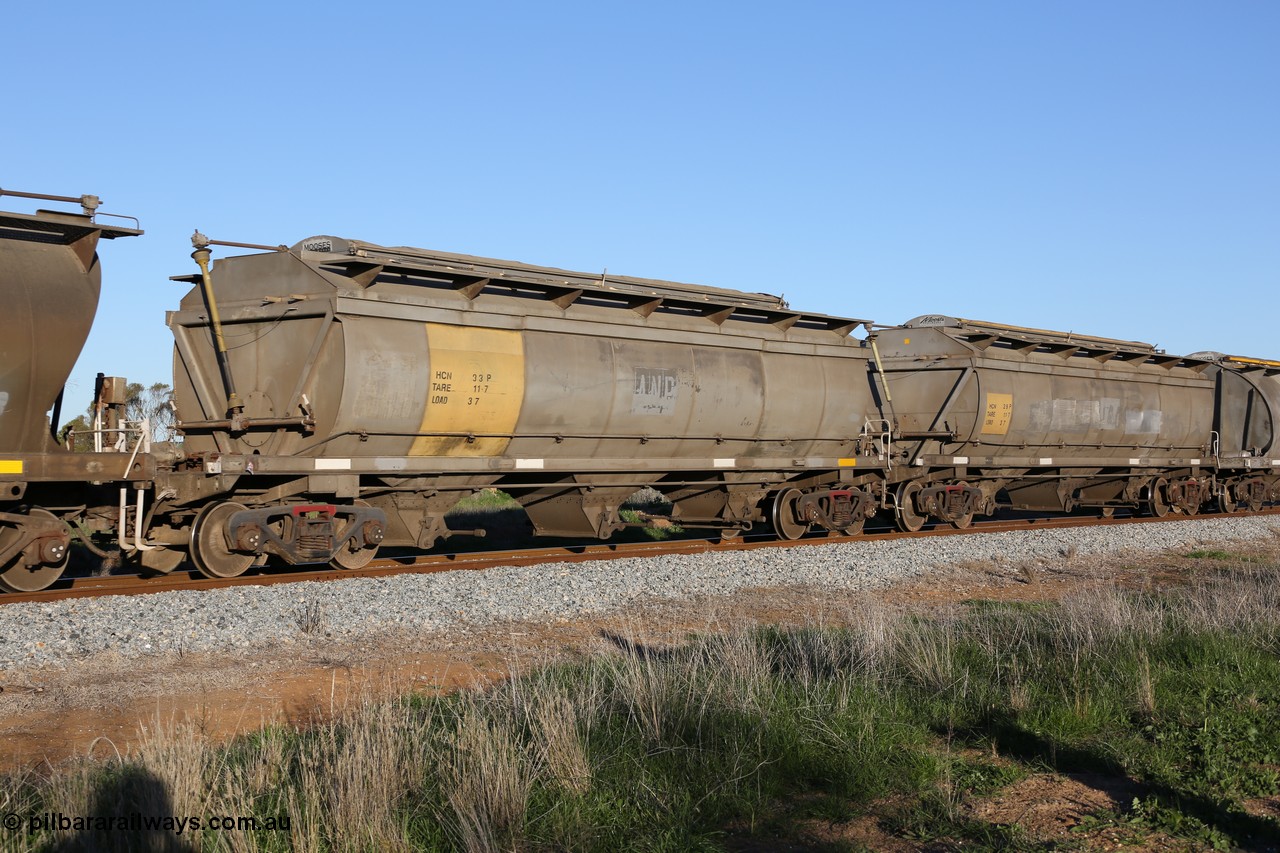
top-left (0, 460), bottom-right (23, 475)
top-left (411, 323), bottom-right (526, 457)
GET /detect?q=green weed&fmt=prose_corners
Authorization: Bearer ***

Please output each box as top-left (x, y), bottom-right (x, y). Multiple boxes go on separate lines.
top-left (6, 567), bottom-right (1280, 850)
top-left (618, 508), bottom-right (685, 540)
top-left (1185, 549), bottom-right (1236, 560)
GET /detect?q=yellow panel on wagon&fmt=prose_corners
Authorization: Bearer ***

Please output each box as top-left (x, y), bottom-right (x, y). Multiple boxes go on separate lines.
top-left (411, 324), bottom-right (526, 456)
top-left (981, 393), bottom-right (1013, 435)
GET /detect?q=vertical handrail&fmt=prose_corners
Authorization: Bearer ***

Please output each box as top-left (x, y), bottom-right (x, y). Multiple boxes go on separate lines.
top-left (862, 419), bottom-right (893, 469)
top-left (191, 232), bottom-right (243, 418)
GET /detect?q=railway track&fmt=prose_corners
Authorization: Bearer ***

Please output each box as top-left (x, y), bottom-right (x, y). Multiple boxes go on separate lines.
top-left (7, 508), bottom-right (1278, 606)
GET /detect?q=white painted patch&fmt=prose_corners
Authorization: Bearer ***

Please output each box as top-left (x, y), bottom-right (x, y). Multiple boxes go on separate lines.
top-left (1039, 458), bottom-right (1053, 465)
top-left (713, 458), bottom-right (736, 468)
top-left (952, 456), bottom-right (969, 465)
top-left (1028, 397), bottom-right (1122, 432)
top-left (1125, 409), bottom-right (1164, 434)
top-left (315, 458), bottom-right (352, 470)
top-left (515, 458), bottom-right (544, 469)
top-left (1129, 458), bottom-right (1141, 466)
top-left (1190, 459), bottom-right (1201, 466)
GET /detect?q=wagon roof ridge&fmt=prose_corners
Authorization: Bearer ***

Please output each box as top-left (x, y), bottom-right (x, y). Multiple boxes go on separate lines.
top-left (292, 235), bottom-right (794, 310)
top-left (903, 314), bottom-right (1161, 353)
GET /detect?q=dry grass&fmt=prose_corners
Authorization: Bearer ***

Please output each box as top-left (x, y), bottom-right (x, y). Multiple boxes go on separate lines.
top-left (4, 559), bottom-right (1280, 851)
top-left (440, 705), bottom-right (531, 853)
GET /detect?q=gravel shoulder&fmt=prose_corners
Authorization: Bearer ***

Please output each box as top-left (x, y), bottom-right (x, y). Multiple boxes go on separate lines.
top-left (1, 515), bottom-right (1278, 769)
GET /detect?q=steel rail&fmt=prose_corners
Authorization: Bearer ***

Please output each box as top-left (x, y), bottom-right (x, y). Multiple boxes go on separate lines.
top-left (6, 508), bottom-right (1279, 606)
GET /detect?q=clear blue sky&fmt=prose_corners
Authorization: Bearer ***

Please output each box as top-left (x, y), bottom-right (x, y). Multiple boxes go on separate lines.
top-left (6, 1), bottom-right (1278, 414)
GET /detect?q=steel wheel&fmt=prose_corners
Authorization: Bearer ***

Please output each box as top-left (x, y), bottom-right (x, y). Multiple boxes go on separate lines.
top-left (0, 510), bottom-right (69, 593)
top-left (771, 489), bottom-right (809, 540)
top-left (137, 546), bottom-right (186, 576)
top-left (1144, 478), bottom-right (1170, 518)
top-left (837, 516), bottom-right (867, 537)
top-left (1216, 484), bottom-right (1238, 513)
top-left (1100, 507), bottom-right (1116, 518)
top-left (330, 500), bottom-right (380, 570)
top-left (895, 481), bottom-right (927, 532)
top-left (190, 502), bottom-right (256, 579)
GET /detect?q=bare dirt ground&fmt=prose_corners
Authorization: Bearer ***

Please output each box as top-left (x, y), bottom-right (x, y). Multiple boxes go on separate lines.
top-left (0, 546), bottom-right (1154, 770)
top-left (2, 538), bottom-right (1277, 849)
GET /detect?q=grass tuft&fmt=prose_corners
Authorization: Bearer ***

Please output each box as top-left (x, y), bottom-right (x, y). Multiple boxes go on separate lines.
top-left (6, 564), bottom-right (1280, 849)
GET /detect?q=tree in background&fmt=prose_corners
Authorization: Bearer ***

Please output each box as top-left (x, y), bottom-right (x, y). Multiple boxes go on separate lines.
top-left (59, 381), bottom-right (178, 450)
top-left (129, 381), bottom-right (178, 443)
